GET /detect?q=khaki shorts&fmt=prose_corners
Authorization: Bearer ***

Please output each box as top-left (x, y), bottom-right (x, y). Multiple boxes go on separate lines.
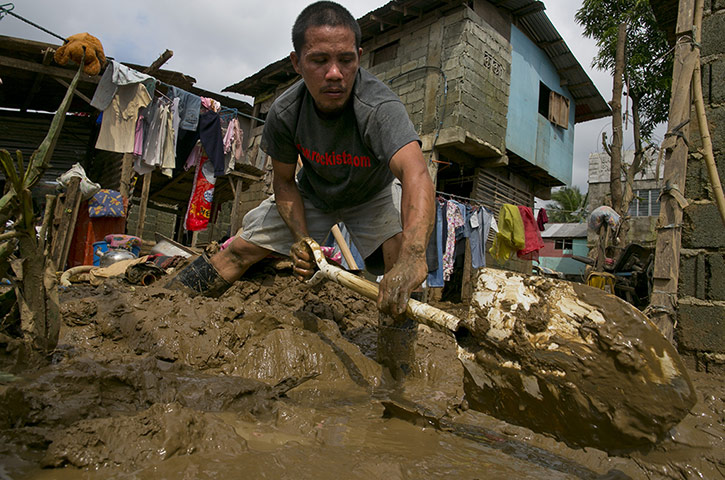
top-left (239, 181), bottom-right (402, 274)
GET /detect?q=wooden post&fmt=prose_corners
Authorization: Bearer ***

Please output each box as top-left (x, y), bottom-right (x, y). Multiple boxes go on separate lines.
top-left (119, 153), bottom-right (135, 200)
top-left (135, 172), bottom-right (152, 239)
top-left (331, 224), bottom-right (359, 270)
top-left (49, 176), bottom-right (82, 271)
top-left (648, 0), bottom-right (698, 341)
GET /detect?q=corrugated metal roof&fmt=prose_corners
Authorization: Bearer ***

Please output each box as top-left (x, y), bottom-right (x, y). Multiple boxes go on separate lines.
top-left (224, 0), bottom-right (609, 123)
top-left (541, 222), bottom-right (588, 238)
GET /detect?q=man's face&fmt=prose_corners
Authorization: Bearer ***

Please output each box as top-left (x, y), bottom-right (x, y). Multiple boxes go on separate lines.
top-left (290, 25), bottom-right (361, 115)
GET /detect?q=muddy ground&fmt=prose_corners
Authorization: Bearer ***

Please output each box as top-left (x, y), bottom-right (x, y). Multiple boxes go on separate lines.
top-left (0, 263), bottom-right (723, 479)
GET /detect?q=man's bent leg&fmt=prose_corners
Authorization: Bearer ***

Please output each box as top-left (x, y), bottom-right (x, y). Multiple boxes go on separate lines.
top-left (167, 238), bottom-right (271, 298)
top-left (211, 237), bottom-right (271, 282)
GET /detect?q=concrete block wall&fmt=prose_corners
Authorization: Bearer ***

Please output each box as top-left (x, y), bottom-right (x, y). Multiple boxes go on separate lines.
top-left (364, 13), bottom-right (440, 134)
top-left (126, 204), bottom-right (177, 243)
top-left (364, 6), bottom-right (510, 152)
top-left (676, 3), bottom-right (725, 374)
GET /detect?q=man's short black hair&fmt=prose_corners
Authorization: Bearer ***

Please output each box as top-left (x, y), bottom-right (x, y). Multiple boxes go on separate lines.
top-left (292, 1), bottom-right (362, 55)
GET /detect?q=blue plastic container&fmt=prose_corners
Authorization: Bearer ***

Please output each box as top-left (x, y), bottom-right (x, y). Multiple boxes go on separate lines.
top-left (92, 241), bottom-right (109, 266)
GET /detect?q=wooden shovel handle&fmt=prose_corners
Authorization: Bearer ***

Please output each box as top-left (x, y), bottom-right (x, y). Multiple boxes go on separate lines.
top-left (305, 238), bottom-right (461, 333)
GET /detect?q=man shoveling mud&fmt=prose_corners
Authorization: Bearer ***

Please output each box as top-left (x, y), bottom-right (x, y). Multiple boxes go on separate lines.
top-left (170, 1), bottom-right (435, 378)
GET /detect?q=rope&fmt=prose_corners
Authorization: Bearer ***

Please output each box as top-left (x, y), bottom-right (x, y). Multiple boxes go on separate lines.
top-left (0, 3), bottom-right (67, 43)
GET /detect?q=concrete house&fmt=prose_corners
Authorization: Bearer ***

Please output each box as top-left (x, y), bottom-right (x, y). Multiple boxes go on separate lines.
top-left (224, 0), bottom-right (609, 276)
top-left (586, 149), bottom-right (663, 247)
top-left (536, 222), bottom-right (588, 280)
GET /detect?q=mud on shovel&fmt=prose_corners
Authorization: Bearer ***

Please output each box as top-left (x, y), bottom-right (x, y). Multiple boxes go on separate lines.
top-left (304, 238), bottom-right (696, 453)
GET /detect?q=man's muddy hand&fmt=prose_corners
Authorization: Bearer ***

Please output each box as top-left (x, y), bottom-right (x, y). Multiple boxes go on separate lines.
top-left (377, 255), bottom-right (427, 317)
top-left (290, 237), bottom-right (316, 281)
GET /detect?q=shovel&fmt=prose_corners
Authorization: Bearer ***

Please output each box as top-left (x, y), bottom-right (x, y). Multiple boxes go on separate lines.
top-left (304, 238), bottom-right (695, 453)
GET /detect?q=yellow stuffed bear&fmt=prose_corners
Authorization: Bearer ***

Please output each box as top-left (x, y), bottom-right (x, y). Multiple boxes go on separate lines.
top-left (53, 32), bottom-right (107, 76)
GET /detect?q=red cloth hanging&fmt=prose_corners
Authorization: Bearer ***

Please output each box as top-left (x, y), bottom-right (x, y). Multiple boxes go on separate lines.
top-left (537, 207), bottom-right (549, 231)
top-left (517, 205), bottom-right (545, 260)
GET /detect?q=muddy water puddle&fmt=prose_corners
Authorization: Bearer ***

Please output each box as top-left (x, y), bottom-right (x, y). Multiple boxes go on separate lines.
top-left (1, 270), bottom-right (723, 479)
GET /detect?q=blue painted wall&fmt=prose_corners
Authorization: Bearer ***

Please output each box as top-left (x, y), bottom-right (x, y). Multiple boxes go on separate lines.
top-left (506, 25), bottom-right (575, 185)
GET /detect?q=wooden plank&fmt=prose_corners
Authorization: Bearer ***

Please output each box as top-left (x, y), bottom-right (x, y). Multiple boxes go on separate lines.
top-left (53, 77), bottom-right (93, 105)
top-left (0, 55), bottom-right (99, 84)
top-left (648, 0), bottom-right (697, 341)
top-left (49, 176), bottom-right (82, 270)
top-left (135, 173), bottom-right (153, 238)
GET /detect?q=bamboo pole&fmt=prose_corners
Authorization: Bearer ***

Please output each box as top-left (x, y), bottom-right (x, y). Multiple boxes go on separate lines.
top-left (648, 0), bottom-right (698, 342)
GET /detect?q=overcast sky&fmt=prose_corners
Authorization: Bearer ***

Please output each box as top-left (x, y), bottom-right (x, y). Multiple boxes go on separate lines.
top-left (1, 0), bottom-right (654, 192)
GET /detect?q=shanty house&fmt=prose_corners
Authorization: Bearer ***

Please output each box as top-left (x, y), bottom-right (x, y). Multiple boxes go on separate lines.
top-left (224, 0), bottom-right (609, 277)
top-left (0, 34), bottom-right (257, 265)
top-left (536, 222), bottom-right (588, 280)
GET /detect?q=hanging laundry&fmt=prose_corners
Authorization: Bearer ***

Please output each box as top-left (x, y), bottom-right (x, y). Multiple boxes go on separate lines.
top-left (517, 205), bottom-right (545, 260)
top-left (537, 207), bottom-right (549, 231)
top-left (427, 197), bottom-right (447, 288)
top-left (90, 60), bottom-right (155, 111)
top-left (167, 86), bottom-right (202, 131)
top-left (443, 200), bottom-right (465, 282)
top-left (201, 97), bottom-right (221, 112)
top-left (222, 117), bottom-right (244, 175)
top-left (489, 204), bottom-right (525, 263)
top-left (170, 97), bottom-right (181, 151)
top-left (469, 206), bottom-right (493, 269)
top-left (176, 111), bottom-right (226, 177)
top-left (95, 83), bottom-right (151, 153)
top-left (184, 143), bottom-right (203, 171)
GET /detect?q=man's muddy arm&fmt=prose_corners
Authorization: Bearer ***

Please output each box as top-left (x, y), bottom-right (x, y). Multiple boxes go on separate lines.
top-left (379, 141), bottom-right (435, 315)
top-left (272, 159), bottom-right (314, 279)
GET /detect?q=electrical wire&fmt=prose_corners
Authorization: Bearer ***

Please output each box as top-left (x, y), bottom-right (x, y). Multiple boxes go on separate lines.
top-left (0, 3), bottom-right (66, 43)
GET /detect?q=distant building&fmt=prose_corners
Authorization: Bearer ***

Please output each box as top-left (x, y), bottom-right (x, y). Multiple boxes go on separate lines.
top-left (586, 150), bottom-right (662, 246)
top-left (536, 222), bottom-right (588, 281)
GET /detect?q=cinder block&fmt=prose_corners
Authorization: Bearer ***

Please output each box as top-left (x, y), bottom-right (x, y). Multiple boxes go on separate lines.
top-left (702, 12), bottom-right (725, 57)
top-left (707, 252), bottom-right (725, 301)
top-left (678, 253), bottom-right (698, 298)
top-left (703, 104), bottom-right (725, 153)
top-left (677, 302), bottom-right (725, 352)
top-left (682, 202), bottom-right (725, 248)
top-left (710, 59), bottom-right (725, 105)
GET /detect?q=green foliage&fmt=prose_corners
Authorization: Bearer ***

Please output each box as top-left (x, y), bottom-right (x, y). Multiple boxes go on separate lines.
top-left (546, 186), bottom-right (588, 223)
top-left (575, 0), bottom-right (672, 138)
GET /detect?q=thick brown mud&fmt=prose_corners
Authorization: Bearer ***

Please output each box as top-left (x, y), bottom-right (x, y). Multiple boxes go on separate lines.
top-left (0, 265), bottom-right (723, 479)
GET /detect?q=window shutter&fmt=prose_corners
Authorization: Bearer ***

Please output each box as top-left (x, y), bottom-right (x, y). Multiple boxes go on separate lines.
top-left (548, 91), bottom-right (570, 129)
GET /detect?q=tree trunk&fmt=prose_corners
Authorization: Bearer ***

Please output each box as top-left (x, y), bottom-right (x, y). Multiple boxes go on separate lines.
top-left (617, 94), bottom-right (646, 255)
top-left (609, 22), bottom-right (627, 214)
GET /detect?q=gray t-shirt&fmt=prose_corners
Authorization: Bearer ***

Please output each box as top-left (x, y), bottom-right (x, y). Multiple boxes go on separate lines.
top-left (261, 67), bottom-right (420, 212)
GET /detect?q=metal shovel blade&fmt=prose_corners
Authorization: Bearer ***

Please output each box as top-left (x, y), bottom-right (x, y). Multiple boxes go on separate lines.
top-left (303, 239), bottom-right (696, 453)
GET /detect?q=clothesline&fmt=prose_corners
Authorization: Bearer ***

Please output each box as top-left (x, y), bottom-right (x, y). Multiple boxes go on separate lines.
top-left (436, 190), bottom-right (487, 206)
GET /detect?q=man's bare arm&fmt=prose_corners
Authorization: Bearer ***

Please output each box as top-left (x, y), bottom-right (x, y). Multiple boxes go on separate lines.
top-left (272, 159), bottom-right (314, 279)
top-left (378, 141), bottom-right (435, 315)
